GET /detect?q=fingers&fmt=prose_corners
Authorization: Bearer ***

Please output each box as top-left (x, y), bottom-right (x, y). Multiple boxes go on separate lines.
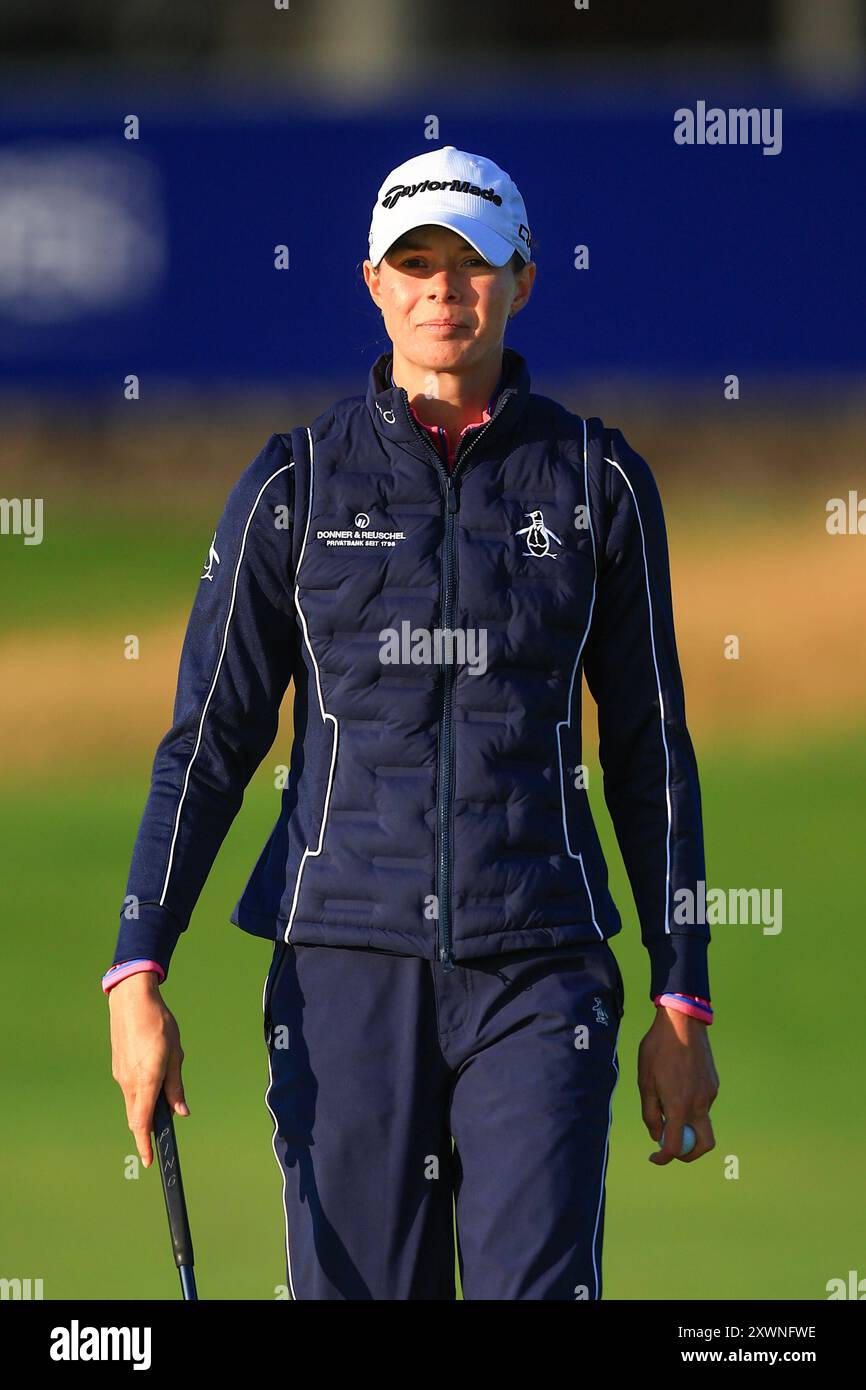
top-left (678, 1113), bottom-right (715, 1164)
top-left (124, 1074), bottom-right (164, 1169)
top-left (648, 1111), bottom-right (685, 1165)
top-left (648, 1109), bottom-right (716, 1164)
top-left (640, 1085), bottom-right (664, 1145)
top-left (122, 1043), bottom-right (189, 1167)
top-left (162, 1045), bottom-right (190, 1118)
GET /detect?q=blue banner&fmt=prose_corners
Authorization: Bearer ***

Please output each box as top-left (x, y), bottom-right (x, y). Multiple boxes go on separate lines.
top-left (1, 83), bottom-right (863, 391)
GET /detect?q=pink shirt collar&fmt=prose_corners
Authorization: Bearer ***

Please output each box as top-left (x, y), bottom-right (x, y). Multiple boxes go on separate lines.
top-left (390, 360), bottom-right (504, 472)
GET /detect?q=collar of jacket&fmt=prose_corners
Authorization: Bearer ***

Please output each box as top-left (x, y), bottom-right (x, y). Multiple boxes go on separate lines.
top-left (366, 345), bottom-right (531, 467)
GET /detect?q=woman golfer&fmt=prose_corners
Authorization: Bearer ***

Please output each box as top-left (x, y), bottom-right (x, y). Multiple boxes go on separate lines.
top-left (105, 145), bottom-right (719, 1301)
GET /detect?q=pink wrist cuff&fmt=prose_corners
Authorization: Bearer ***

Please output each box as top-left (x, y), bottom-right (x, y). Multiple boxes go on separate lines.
top-left (101, 959), bottom-right (165, 995)
top-left (653, 992), bottom-right (714, 1024)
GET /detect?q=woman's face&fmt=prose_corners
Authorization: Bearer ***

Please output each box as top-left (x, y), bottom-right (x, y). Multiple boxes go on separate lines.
top-left (363, 224), bottom-right (535, 374)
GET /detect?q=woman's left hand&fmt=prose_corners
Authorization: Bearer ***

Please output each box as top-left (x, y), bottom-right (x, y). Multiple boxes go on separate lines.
top-left (638, 1007), bottom-right (720, 1163)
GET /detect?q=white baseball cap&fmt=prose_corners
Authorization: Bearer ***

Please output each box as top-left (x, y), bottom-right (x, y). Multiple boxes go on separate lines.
top-left (368, 145), bottom-right (532, 270)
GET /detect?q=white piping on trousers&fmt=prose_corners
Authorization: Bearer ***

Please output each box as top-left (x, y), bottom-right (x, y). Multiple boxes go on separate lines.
top-left (283, 427), bottom-right (339, 940)
top-left (555, 417), bottom-right (603, 937)
top-left (159, 462), bottom-right (292, 908)
top-left (603, 456), bottom-right (673, 936)
top-left (262, 947), bottom-right (296, 1299)
top-left (590, 1013), bottom-right (622, 1300)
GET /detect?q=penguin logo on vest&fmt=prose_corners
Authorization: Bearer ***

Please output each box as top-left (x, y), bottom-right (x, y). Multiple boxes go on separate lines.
top-left (515, 509), bottom-right (561, 559)
top-left (201, 533), bottom-right (220, 581)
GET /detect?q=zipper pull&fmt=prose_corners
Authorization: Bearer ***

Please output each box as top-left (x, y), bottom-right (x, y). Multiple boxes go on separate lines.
top-left (446, 485), bottom-right (459, 513)
top-left (440, 944), bottom-right (456, 973)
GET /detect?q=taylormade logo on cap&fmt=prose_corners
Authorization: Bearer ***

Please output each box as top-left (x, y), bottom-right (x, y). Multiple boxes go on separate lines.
top-left (368, 145), bottom-right (531, 270)
top-left (382, 180), bottom-right (502, 211)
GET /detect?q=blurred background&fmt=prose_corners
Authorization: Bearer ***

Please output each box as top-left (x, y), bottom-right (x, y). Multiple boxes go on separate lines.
top-left (1, 1), bottom-right (864, 1301)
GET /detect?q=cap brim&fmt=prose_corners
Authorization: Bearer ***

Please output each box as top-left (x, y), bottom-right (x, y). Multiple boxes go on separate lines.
top-left (371, 212), bottom-right (525, 269)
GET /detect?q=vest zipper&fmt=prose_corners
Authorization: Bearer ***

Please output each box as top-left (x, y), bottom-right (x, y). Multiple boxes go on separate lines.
top-left (395, 385), bottom-right (512, 972)
top-left (438, 483), bottom-right (459, 971)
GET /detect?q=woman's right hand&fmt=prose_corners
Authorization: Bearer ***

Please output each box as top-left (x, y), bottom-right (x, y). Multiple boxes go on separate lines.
top-left (108, 971), bottom-right (189, 1168)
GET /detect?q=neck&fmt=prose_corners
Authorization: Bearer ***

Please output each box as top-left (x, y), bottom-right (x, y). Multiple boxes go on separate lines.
top-left (390, 346), bottom-right (504, 436)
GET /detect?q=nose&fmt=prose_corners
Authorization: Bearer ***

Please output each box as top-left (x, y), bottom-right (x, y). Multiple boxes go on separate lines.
top-left (426, 268), bottom-right (460, 298)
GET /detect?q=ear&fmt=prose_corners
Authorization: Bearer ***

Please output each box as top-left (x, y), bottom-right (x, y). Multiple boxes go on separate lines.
top-left (363, 260), bottom-right (382, 306)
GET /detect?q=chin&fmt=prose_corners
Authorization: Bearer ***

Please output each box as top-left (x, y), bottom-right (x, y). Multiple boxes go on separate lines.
top-left (408, 336), bottom-right (479, 367)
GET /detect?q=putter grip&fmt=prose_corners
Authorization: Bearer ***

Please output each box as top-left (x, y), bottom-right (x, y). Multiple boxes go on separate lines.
top-left (153, 1090), bottom-right (195, 1270)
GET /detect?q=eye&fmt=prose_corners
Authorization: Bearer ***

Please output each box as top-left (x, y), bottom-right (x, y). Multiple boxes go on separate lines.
top-left (399, 255), bottom-right (488, 270)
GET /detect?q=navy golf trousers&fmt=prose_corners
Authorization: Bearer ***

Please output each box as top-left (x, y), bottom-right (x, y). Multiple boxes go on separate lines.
top-left (262, 937), bottom-right (625, 1300)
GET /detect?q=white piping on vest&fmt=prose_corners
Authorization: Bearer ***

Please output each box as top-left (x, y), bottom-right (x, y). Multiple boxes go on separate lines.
top-left (555, 417), bottom-right (603, 938)
top-left (603, 455), bottom-right (672, 937)
top-left (159, 461), bottom-right (292, 909)
top-left (283, 428), bottom-right (339, 940)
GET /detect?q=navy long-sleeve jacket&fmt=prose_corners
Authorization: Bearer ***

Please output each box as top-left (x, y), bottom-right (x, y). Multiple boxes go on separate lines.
top-left (110, 347), bottom-right (710, 1003)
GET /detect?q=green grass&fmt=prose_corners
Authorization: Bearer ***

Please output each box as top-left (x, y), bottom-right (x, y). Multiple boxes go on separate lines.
top-left (0, 502), bottom-right (216, 635)
top-left (598, 723), bottom-right (866, 1300)
top-left (1, 724), bottom-right (862, 1300)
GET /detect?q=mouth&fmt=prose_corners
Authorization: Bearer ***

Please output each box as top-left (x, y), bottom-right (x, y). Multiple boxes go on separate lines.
top-left (419, 320), bottom-right (470, 331)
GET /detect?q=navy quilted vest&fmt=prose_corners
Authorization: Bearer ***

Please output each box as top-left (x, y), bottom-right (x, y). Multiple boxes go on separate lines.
top-left (234, 346), bottom-right (623, 965)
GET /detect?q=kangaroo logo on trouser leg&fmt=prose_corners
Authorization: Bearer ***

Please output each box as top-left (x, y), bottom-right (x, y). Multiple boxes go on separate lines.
top-left (592, 996), bottom-right (610, 1026)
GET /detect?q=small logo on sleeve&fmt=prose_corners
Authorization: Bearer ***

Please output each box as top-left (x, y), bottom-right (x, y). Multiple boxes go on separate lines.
top-left (201, 533), bottom-right (220, 581)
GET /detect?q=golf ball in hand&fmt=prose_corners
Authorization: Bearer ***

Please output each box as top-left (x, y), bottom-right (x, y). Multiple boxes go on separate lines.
top-left (659, 1123), bottom-right (696, 1156)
